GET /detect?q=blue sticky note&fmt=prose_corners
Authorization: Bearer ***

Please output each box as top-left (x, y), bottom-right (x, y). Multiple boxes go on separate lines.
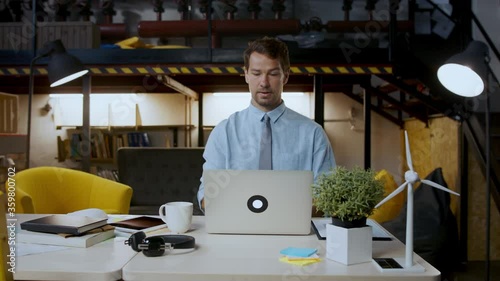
top-left (280, 247), bottom-right (317, 257)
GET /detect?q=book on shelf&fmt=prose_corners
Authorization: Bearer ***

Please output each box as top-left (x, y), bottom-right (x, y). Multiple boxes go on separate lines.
top-left (125, 132), bottom-right (151, 147)
top-left (94, 167), bottom-right (118, 181)
top-left (90, 130), bottom-right (113, 159)
top-left (140, 132), bottom-right (151, 147)
top-left (70, 133), bottom-right (82, 159)
top-left (20, 215), bottom-right (108, 235)
top-left (57, 136), bottom-right (67, 162)
top-left (91, 132), bottom-right (102, 158)
top-left (17, 225), bottom-right (115, 248)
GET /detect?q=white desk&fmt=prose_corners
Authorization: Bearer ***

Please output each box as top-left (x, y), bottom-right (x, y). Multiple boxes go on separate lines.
top-left (13, 214), bottom-right (138, 281)
top-left (122, 217), bottom-right (440, 281)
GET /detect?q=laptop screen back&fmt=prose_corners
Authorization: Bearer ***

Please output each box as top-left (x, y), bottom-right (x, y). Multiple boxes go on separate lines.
top-left (203, 170), bottom-right (313, 235)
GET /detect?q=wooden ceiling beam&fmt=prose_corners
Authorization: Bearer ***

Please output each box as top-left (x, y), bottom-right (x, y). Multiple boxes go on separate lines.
top-left (157, 75), bottom-right (199, 100)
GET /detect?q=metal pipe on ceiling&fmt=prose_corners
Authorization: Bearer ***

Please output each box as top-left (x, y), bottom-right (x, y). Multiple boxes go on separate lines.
top-left (247, 0), bottom-right (262, 20)
top-left (99, 24), bottom-right (128, 40)
top-left (137, 19), bottom-right (302, 38)
top-left (325, 20), bottom-right (413, 33)
top-left (343, 0), bottom-right (353, 21)
top-left (272, 0), bottom-right (286, 20)
top-left (101, 0), bottom-right (116, 24)
top-left (98, 0), bottom-right (128, 41)
top-left (152, 0), bottom-right (164, 21)
top-left (221, 0), bottom-right (238, 20)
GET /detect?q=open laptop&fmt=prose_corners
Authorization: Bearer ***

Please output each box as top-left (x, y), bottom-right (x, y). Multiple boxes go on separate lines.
top-left (203, 170), bottom-right (313, 235)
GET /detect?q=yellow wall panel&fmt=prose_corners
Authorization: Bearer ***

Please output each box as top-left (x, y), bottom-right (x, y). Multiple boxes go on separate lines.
top-left (467, 147), bottom-right (500, 260)
top-left (404, 118), bottom-right (459, 213)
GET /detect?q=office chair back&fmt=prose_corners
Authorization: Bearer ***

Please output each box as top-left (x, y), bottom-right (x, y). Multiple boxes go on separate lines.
top-left (117, 147), bottom-right (204, 215)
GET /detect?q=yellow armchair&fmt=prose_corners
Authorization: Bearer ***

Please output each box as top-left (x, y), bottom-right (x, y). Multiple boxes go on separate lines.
top-left (7, 166), bottom-right (133, 214)
top-left (0, 193), bottom-right (14, 281)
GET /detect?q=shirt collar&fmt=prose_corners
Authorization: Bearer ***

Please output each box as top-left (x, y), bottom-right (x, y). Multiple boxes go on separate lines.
top-left (249, 101), bottom-right (286, 123)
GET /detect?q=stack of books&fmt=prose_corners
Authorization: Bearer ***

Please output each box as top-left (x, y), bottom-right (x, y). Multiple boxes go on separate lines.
top-left (19, 215), bottom-right (115, 248)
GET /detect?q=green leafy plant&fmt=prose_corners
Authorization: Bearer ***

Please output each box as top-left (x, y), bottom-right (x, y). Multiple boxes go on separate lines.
top-left (312, 166), bottom-right (385, 222)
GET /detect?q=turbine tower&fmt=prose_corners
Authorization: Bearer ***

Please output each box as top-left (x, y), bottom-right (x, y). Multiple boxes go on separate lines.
top-left (375, 131), bottom-right (460, 270)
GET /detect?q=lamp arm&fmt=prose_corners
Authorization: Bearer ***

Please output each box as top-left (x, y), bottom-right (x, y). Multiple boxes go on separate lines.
top-left (484, 72), bottom-right (492, 281)
top-left (423, 0), bottom-right (456, 23)
top-left (423, 0), bottom-right (500, 70)
top-left (471, 13), bottom-right (500, 66)
top-left (486, 64), bottom-right (500, 90)
top-left (26, 54), bottom-right (45, 168)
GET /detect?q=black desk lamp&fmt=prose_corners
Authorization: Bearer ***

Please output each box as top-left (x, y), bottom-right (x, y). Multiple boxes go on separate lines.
top-left (437, 41), bottom-right (488, 97)
top-left (437, 40), bottom-right (492, 281)
top-left (27, 39), bottom-right (88, 167)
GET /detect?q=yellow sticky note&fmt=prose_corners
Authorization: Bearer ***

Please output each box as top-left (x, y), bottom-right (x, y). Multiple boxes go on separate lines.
top-left (279, 257), bottom-right (322, 266)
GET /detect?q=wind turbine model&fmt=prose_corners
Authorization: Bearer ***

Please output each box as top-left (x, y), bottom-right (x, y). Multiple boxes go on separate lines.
top-left (375, 131), bottom-right (460, 271)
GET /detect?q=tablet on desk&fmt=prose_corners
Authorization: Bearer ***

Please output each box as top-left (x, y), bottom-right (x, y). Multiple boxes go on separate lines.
top-left (110, 216), bottom-right (166, 233)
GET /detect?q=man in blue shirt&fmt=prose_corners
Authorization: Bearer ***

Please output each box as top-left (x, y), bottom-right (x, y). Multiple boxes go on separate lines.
top-left (197, 37), bottom-right (336, 210)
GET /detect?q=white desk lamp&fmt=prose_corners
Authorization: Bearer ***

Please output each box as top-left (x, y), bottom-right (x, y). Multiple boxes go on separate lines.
top-left (374, 130), bottom-right (460, 272)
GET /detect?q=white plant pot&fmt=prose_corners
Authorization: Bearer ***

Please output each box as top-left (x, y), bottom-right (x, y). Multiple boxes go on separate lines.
top-left (326, 223), bottom-right (372, 265)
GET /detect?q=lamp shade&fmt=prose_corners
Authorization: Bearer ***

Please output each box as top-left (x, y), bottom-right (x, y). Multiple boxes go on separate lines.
top-left (437, 41), bottom-right (489, 97)
top-left (43, 40), bottom-right (89, 87)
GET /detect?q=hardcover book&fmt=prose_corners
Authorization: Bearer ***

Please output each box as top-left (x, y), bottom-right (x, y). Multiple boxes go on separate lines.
top-left (18, 225), bottom-right (115, 248)
top-left (110, 216), bottom-right (164, 230)
top-left (20, 215), bottom-right (108, 235)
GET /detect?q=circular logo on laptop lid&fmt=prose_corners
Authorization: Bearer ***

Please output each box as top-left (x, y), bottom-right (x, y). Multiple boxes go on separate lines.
top-left (247, 195), bottom-right (268, 213)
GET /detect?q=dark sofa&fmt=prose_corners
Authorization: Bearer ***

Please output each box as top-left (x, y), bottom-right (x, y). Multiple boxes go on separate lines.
top-left (117, 147), bottom-right (205, 215)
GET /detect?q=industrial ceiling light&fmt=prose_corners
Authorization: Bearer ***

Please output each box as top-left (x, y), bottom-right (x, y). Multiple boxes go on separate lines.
top-left (437, 40), bottom-right (488, 97)
top-left (27, 39), bottom-right (88, 167)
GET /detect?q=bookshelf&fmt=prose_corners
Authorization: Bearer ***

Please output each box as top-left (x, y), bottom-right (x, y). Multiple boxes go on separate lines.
top-left (58, 125), bottom-right (195, 181)
top-left (52, 96), bottom-right (196, 180)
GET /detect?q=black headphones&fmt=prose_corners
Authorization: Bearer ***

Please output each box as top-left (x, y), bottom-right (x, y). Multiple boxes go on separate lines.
top-left (124, 231), bottom-right (196, 257)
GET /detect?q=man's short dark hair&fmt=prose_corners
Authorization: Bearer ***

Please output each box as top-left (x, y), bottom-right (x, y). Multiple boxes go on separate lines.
top-left (243, 37), bottom-right (290, 73)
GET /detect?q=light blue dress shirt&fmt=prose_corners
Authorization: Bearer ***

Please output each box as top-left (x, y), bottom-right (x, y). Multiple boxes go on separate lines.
top-left (197, 101), bottom-right (336, 207)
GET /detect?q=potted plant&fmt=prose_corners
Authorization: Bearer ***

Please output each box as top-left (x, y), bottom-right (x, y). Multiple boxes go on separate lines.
top-left (312, 166), bottom-right (385, 265)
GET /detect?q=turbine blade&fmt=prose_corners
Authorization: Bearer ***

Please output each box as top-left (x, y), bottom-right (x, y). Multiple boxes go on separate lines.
top-left (375, 181), bottom-right (410, 208)
top-left (421, 179), bottom-right (460, 196)
top-left (405, 130), bottom-right (414, 171)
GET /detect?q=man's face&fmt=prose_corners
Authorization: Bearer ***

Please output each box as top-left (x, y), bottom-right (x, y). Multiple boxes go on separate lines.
top-left (245, 52), bottom-right (289, 112)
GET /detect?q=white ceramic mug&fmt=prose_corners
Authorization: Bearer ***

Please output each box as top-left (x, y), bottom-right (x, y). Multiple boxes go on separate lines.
top-left (159, 201), bottom-right (193, 233)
